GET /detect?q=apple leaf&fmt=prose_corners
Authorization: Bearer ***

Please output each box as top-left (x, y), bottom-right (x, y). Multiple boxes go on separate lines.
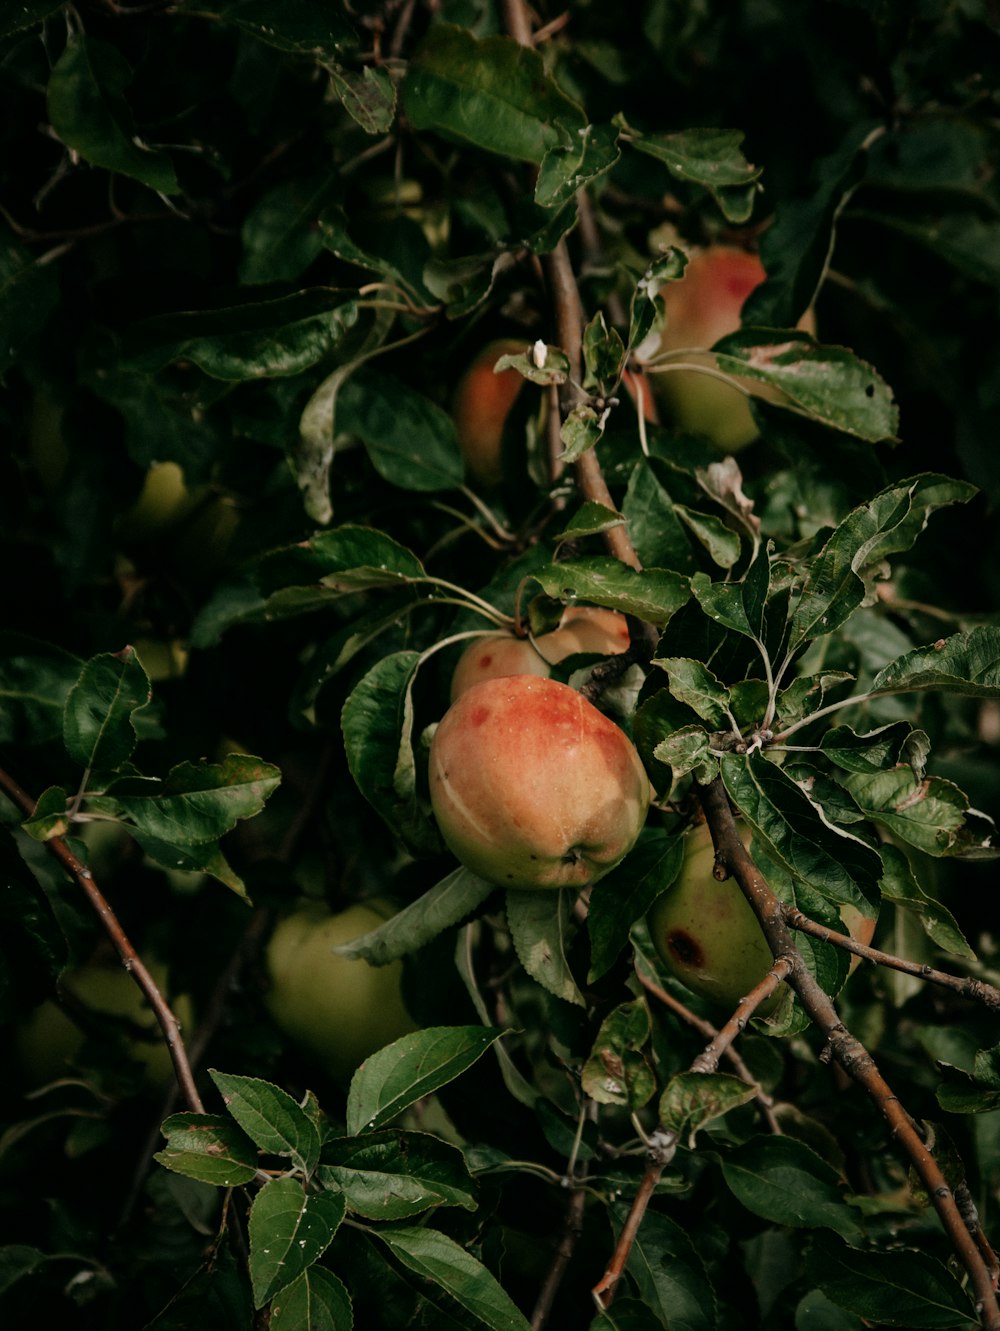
top-left (870, 625), bottom-right (1000, 699)
top-left (652, 726), bottom-right (717, 790)
top-left (209, 1071), bottom-right (321, 1177)
top-left (62, 647), bottom-right (151, 772)
top-left (559, 501), bottom-right (626, 544)
top-left (327, 62), bottom-right (396, 136)
top-left (610, 1200), bottom-right (718, 1331)
top-left (820, 722), bottom-right (930, 776)
top-left (804, 1236), bottom-right (978, 1327)
top-left (346, 1026), bottom-right (506, 1135)
top-left (536, 122), bottom-right (621, 209)
top-left (588, 830), bottom-right (685, 982)
top-left (878, 843), bottom-right (975, 959)
top-left (333, 867), bottom-right (494, 965)
top-left (626, 248), bottom-right (687, 353)
top-left (582, 1000), bottom-right (656, 1110)
top-left (0, 826), bottom-right (67, 1018)
top-left (506, 887), bottom-right (585, 1007)
top-left (719, 1137), bottom-right (864, 1241)
top-left (213, 0), bottom-right (357, 56)
top-left (248, 1177), bottom-right (345, 1308)
top-left (373, 1225), bottom-right (533, 1331)
top-left (318, 1129), bottom-right (477, 1220)
top-left (154, 1112), bottom-right (259, 1188)
top-left (559, 403), bottom-right (605, 463)
top-left (672, 505), bottom-right (742, 570)
top-left (403, 24), bottom-right (585, 165)
top-left (0, 634), bottom-right (84, 746)
top-left (652, 657), bottom-right (732, 728)
top-left (840, 766), bottom-right (970, 857)
top-left (533, 557), bottom-right (690, 626)
top-left (270, 1266), bottom-right (353, 1331)
top-left (624, 124), bottom-right (762, 224)
top-left (337, 368), bottom-right (464, 493)
top-left (127, 829), bottom-right (250, 900)
top-left (658, 1073), bottom-right (758, 1147)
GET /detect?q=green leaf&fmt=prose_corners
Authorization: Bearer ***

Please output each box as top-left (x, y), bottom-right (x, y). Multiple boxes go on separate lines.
top-left (652, 726), bottom-right (717, 788)
top-left (672, 505), bottom-right (742, 569)
top-left (214, 0), bottom-right (357, 55)
top-left (0, 1246), bottom-right (47, 1299)
top-left (588, 830), bottom-right (684, 981)
top-left (20, 784), bottom-right (70, 842)
top-left (374, 1225), bottom-right (533, 1331)
top-left (403, 24), bottom-right (585, 165)
top-left (659, 1073), bottom-right (757, 1146)
top-left (270, 1266), bottom-right (353, 1331)
top-left (346, 1026), bottom-right (506, 1135)
top-left (0, 230), bottom-right (59, 375)
top-left (533, 558), bottom-right (689, 626)
top-left (327, 62), bottom-right (396, 135)
top-left (559, 404), bottom-right (605, 462)
top-left (108, 754), bottom-right (281, 847)
top-left (871, 625), bottom-right (1000, 699)
top-left (712, 330), bottom-right (898, 442)
top-left (581, 1000), bottom-right (655, 1109)
top-left (620, 463), bottom-right (696, 572)
top-left (721, 752), bottom-right (882, 910)
top-left (625, 125), bottom-right (762, 223)
top-left (154, 1112), bottom-right (259, 1188)
top-left (62, 647), bottom-right (151, 772)
top-left (821, 721), bottom-right (929, 775)
top-left (0, 826), bottom-right (68, 1019)
top-left (131, 829), bottom-right (251, 900)
top-left (627, 249), bottom-right (687, 355)
top-left (805, 1237), bottom-right (978, 1327)
top-left (841, 767), bottom-right (968, 856)
top-left (559, 502), bottom-right (626, 544)
top-left (123, 290), bottom-right (359, 379)
top-left (653, 657), bottom-right (732, 727)
top-left (720, 1136), bottom-right (864, 1240)
top-left (851, 208), bottom-right (1000, 287)
top-left (494, 345), bottom-right (570, 386)
top-left (536, 122), bottom-right (621, 209)
top-left (319, 1130), bottom-right (477, 1220)
top-left (248, 1177), bottom-right (345, 1308)
top-left (878, 843), bottom-right (974, 959)
top-left (0, 634), bottom-right (83, 745)
top-left (506, 887), bottom-right (585, 1007)
top-left (47, 37), bottom-right (179, 193)
top-left (612, 1201), bottom-right (717, 1331)
top-left (209, 1071), bottom-right (321, 1176)
top-left (337, 368), bottom-right (464, 492)
top-left (0, 2), bottom-right (62, 37)
top-left (333, 867), bottom-right (494, 964)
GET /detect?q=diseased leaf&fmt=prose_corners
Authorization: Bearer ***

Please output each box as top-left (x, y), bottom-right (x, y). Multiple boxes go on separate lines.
top-left (536, 122), bottom-right (620, 209)
top-left (871, 625), bottom-right (1000, 699)
top-left (209, 1071), bottom-right (321, 1176)
top-left (327, 62), bottom-right (396, 135)
top-left (533, 557), bottom-right (689, 626)
top-left (155, 1112), bottom-right (259, 1188)
top-left (506, 887), bottom-right (585, 1007)
top-left (878, 843), bottom-right (974, 959)
top-left (625, 124), bottom-right (762, 223)
top-left (107, 755), bottom-right (281, 847)
top-left (842, 767), bottom-right (968, 856)
top-left (821, 721), bottom-right (930, 776)
top-left (659, 1073), bottom-right (757, 1146)
top-left (248, 1177), bottom-right (345, 1308)
top-left (582, 1001), bottom-right (655, 1109)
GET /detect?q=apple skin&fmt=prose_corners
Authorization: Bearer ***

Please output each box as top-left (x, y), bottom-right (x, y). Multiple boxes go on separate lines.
top-left (654, 245), bottom-right (816, 452)
top-left (15, 959), bottom-right (195, 1089)
top-left (265, 900), bottom-right (416, 1081)
top-left (429, 675), bottom-right (650, 890)
top-left (450, 606), bottom-right (630, 702)
top-left (647, 819), bottom-right (877, 1015)
top-left (452, 338), bottom-right (528, 489)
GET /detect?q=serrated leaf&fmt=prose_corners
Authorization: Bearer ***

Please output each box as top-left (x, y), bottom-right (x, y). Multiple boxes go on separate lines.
top-left (821, 722), bottom-right (929, 776)
top-left (108, 754), bottom-right (281, 847)
top-left (130, 828), bottom-right (250, 900)
top-left (559, 404), bottom-right (604, 462)
top-left (652, 726), bottom-right (717, 787)
top-left (0, 634), bottom-right (84, 745)
top-left (47, 37), bottom-right (179, 193)
top-left (20, 785), bottom-right (70, 841)
top-left (319, 1130), bottom-right (476, 1220)
top-left (506, 887), bottom-right (584, 1006)
top-left (588, 830), bottom-right (684, 981)
top-left (559, 501), bottom-right (625, 543)
top-left (374, 1225), bottom-right (532, 1331)
top-left (672, 505), bottom-right (742, 569)
top-left (346, 1026), bottom-right (506, 1135)
top-left (626, 125), bottom-right (762, 223)
top-left (627, 249), bottom-right (687, 354)
top-left (653, 657), bottom-right (732, 727)
top-left (536, 122), bottom-right (620, 209)
top-left (403, 24), bottom-right (585, 165)
top-left (533, 557), bottom-right (689, 626)
top-left (494, 345), bottom-right (570, 386)
top-left (327, 62), bottom-right (396, 135)
top-left (721, 1137), bottom-right (863, 1240)
top-left (582, 311), bottom-right (626, 393)
top-left (248, 1177), bottom-right (345, 1308)
top-left (582, 1001), bottom-right (655, 1109)
top-left (611, 1201), bottom-right (717, 1331)
top-left (659, 1072), bottom-right (757, 1146)
top-left (209, 1071), bottom-right (320, 1176)
top-left (62, 647), bottom-right (151, 771)
top-left (337, 368), bottom-right (464, 492)
top-left (333, 867), bottom-right (494, 964)
top-left (805, 1236), bottom-right (978, 1327)
top-left (270, 1266), bottom-right (353, 1331)
top-left (870, 625), bottom-right (1000, 699)
top-left (841, 767), bottom-right (968, 856)
top-left (878, 843), bottom-right (974, 959)
top-left (155, 1112), bottom-right (259, 1187)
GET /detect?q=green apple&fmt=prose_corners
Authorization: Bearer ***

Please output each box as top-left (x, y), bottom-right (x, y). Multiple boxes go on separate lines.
top-left (265, 900), bottom-right (416, 1080)
top-left (647, 819), bottom-right (877, 1015)
top-left (15, 959), bottom-right (195, 1089)
top-left (429, 675), bottom-right (650, 890)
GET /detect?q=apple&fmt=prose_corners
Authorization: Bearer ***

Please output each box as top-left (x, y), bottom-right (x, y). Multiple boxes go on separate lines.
top-left (452, 338), bottom-right (529, 489)
top-left (647, 819), bottom-right (877, 1015)
top-left (429, 675), bottom-right (650, 890)
top-left (15, 958), bottom-right (195, 1089)
top-left (118, 461), bottom-right (198, 540)
top-left (450, 606), bottom-right (630, 701)
top-left (652, 245), bottom-right (816, 451)
top-left (265, 900), bottom-right (416, 1081)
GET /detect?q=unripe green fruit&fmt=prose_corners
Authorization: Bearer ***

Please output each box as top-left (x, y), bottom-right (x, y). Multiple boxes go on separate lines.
top-left (450, 606), bottom-right (630, 702)
top-left (265, 901), bottom-right (416, 1080)
top-left (429, 675), bottom-right (650, 890)
top-left (647, 820), bottom-right (876, 1015)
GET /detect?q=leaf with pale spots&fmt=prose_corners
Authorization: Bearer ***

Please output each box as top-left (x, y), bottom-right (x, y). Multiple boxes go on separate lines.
top-left (248, 1177), bottom-right (345, 1308)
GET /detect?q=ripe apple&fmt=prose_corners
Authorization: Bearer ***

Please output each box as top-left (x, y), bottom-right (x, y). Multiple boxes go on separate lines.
top-left (265, 900), bottom-right (416, 1081)
top-left (653, 245), bottom-right (816, 452)
top-left (429, 675), bottom-right (650, 890)
top-left (452, 338), bottom-right (529, 488)
top-left (450, 606), bottom-right (630, 701)
top-left (647, 819), bottom-right (877, 1015)
top-left (15, 958), bottom-right (195, 1089)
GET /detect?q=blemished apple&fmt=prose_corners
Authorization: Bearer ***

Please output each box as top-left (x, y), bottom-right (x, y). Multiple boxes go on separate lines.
top-left (450, 606), bottom-right (631, 701)
top-left (653, 245), bottom-right (816, 452)
top-left (265, 900), bottom-right (416, 1080)
top-left (429, 675), bottom-right (650, 890)
top-left (647, 819), bottom-right (877, 1015)
top-left (451, 338), bottom-right (529, 488)
top-left (15, 959), bottom-right (195, 1089)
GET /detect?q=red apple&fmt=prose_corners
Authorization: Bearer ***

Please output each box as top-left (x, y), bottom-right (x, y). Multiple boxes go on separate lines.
top-left (450, 606), bottom-right (631, 702)
top-left (452, 338), bottom-right (529, 488)
top-left (429, 675), bottom-right (650, 890)
top-left (653, 245), bottom-right (816, 451)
